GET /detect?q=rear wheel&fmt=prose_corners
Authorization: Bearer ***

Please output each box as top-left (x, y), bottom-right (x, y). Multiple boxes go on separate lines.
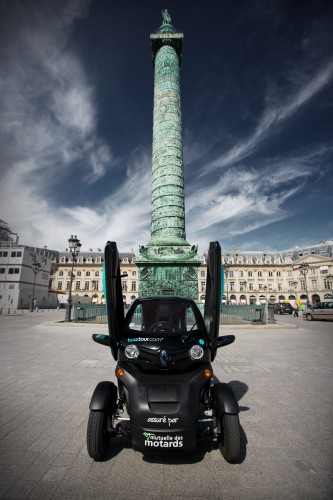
top-left (87, 410), bottom-right (109, 460)
top-left (306, 313), bottom-right (314, 321)
top-left (218, 414), bottom-right (241, 463)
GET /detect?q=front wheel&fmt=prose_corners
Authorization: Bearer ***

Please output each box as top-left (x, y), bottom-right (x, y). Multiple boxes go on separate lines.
top-left (306, 313), bottom-right (314, 321)
top-left (87, 410), bottom-right (109, 460)
top-left (218, 414), bottom-right (241, 463)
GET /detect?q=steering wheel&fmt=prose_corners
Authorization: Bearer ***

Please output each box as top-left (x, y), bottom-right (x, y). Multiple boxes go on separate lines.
top-left (149, 321), bottom-right (181, 333)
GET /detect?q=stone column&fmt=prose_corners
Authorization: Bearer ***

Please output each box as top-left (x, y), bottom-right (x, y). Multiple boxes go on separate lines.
top-left (137, 13), bottom-right (201, 300)
top-left (150, 34), bottom-right (186, 246)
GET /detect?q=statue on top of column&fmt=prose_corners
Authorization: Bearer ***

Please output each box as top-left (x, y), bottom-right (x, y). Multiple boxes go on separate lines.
top-left (162, 9), bottom-right (171, 25)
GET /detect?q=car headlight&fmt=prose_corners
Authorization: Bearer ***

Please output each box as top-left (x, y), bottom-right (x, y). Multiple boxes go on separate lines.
top-left (125, 344), bottom-right (139, 359)
top-left (189, 344), bottom-right (204, 360)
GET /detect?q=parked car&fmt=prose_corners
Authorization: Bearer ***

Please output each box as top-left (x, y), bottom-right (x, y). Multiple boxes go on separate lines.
top-left (273, 302), bottom-right (293, 315)
top-left (303, 300), bottom-right (333, 321)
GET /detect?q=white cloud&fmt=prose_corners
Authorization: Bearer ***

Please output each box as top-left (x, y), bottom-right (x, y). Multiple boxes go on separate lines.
top-left (201, 59), bottom-right (333, 175)
top-left (185, 150), bottom-right (324, 253)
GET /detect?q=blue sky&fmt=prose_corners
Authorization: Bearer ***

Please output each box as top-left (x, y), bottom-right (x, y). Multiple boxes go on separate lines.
top-left (0, 0), bottom-right (332, 254)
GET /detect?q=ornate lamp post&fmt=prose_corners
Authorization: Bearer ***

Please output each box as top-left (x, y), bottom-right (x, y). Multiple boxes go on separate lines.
top-left (240, 280), bottom-right (247, 302)
top-left (298, 263), bottom-right (310, 305)
top-left (224, 264), bottom-right (230, 304)
top-left (30, 256), bottom-right (42, 312)
top-left (65, 235), bottom-right (81, 322)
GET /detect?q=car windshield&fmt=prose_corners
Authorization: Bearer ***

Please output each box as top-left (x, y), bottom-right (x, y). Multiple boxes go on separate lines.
top-left (124, 298), bottom-right (205, 335)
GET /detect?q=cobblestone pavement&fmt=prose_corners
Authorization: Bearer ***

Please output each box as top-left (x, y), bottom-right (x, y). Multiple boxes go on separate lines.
top-left (0, 311), bottom-right (332, 499)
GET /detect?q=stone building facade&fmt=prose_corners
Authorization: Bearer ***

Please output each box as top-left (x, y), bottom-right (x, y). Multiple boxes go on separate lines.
top-left (49, 240), bottom-right (333, 307)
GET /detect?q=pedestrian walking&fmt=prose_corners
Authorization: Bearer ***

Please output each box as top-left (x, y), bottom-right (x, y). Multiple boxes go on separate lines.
top-left (293, 303), bottom-right (298, 317)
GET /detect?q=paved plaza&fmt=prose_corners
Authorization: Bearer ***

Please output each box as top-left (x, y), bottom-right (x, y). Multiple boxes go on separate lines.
top-left (0, 311), bottom-right (332, 499)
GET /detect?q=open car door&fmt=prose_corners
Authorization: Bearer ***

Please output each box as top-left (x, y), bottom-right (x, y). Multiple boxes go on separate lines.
top-left (104, 241), bottom-right (124, 360)
top-left (204, 241), bottom-right (221, 361)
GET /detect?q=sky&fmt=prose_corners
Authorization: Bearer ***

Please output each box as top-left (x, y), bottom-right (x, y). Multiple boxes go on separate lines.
top-left (0, 0), bottom-right (333, 255)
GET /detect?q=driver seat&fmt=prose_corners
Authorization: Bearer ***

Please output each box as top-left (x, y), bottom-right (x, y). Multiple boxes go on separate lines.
top-left (156, 304), bottom-right (172, 323)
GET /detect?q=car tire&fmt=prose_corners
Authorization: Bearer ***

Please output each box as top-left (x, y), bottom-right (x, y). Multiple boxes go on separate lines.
top-left (277, 310), bottom-right (282, 315)
top-left (87, 410), bottom-right (109, 460)
top-left (218, 414), bottom-right (241, 463)
top-left (306, 313), bottom-right (314, 321)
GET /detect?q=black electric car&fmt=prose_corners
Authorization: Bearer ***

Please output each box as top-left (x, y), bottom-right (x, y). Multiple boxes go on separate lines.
top-left (87, 241), bottom-right (241, 462)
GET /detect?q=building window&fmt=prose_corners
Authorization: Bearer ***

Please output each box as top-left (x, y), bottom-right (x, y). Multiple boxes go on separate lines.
top-left (310, 268), bottom-right (316, 275)
top-left (268, 271), bottom-right (273, 277)
top-left (200, 270), bottom-right (205, 277)
top-left (229, 271), bottom-right (234, 278)
top-left (311, 279), bottom-right (317, 289)
top-left (287, 271), bottom-right (292, 276)
top-left (131, 282), bottom-right (136, 292)
top-left (92, 281), bottom-right (98, 290)
top-left (230, 282), bottom-right (235, 291)
top-left (240, 271), bottom-right (243, 277)
top-left (277, 271), bottom-right (281, 277)
top-left (201, 281), bottom-right (205, 292)
top-left (0, 251), bottom-right (8, 257)
top-left (59, 270), bottom-right (64, 276)
top-left (278, 283), bottom-right (282, 291)
top-left (11, 251), bottom-right (22, 257)
top-left (57, 281), bottom-right (62, 290)
top-left (248, 271), bottom-right (253, 277)
top-left (8, 268), bottom-right (19, 274)
top-left (75, 281), bottom-right (80, 290)
top-left (132, 271), bottom-right (137, 276)
top-left (84, 281), bottom-right (89, 290)
top-left (122, 281), bottom-right (127, 291)
top-left (77, 271), bottom-right (81, 277)
top-left (86, 271), bottom-right (90, 277)
top-left (0, 268), bottom-right (5, 274)
top-left (95, 271), bottom-right (99, 277)
top-left (249, 283), bottom-right (254, 291)
top-left (324, 279), bottom-right (331, 290)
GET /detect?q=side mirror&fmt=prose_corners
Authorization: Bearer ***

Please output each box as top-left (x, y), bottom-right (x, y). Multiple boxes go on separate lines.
top-left (216, 335), bottom-right (235, 348)
top-left (92, 333), bottom-right (111, 347)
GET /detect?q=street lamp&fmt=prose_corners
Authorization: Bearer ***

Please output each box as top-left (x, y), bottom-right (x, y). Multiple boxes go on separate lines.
top-left (30, 256), bottom-right (42, 312)
top-left (263, 285), bottom-right (268, 300)
top-left (240, 280), bottom-right (247, 304)
top-left (65, 235), bottom-right (82, 322)
top-left (298, 263), bottom-right (310, 305)
top-left (224, 264), bottom-right (230, 304)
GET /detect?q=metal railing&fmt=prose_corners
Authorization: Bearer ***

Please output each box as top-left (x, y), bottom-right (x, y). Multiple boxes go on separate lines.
top-left (73, 304), bottom-right (108, 324)
top-left (72, 303), bottom-right (266, 325)
top-left (220, 304), bottom-right (266, 324)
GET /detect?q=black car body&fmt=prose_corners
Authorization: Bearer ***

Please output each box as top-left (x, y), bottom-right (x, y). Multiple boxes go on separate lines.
top-left (87, 241), bottom-right (241, 462)
top-left (273, 302), bottom-right (293, 315)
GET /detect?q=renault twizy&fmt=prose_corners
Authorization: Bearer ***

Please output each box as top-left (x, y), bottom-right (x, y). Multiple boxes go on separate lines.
top-left (87, 241), bottom-right (241, 462)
